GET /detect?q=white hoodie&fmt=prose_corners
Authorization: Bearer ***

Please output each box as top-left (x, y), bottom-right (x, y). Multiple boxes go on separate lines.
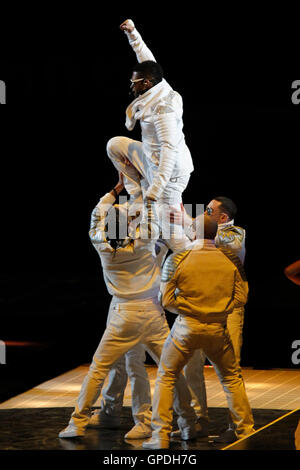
top-left (89, 192), bottom-right (168, 300)
top-left (125, 25), bottom-right (194, 201)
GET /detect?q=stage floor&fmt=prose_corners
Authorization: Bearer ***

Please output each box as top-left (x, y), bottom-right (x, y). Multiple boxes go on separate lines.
top-left (0, 406), bottom-right (295, 451)
top-left (0, 366), bottom-right (299, 452)
top-left (1, 365), bottom-right (300, 411)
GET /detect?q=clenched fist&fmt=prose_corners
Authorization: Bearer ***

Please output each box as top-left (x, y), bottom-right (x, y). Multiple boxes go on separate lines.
top-left (120, 19), bottom-right (135, 33)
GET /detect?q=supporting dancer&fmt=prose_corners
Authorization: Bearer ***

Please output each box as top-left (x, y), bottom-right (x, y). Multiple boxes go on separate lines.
top-left (88, 340), bottom-right (152, 438)
top-left (58, 173), bottom-right (197, 440)
top-left (170, 196), bottom-right (247, 440)
top-left (88, 238), bottom-right (168, 438)
top-left (143, 214), bottom-right (255, 449)
top-left (106, 19), bottom-right (194, 252)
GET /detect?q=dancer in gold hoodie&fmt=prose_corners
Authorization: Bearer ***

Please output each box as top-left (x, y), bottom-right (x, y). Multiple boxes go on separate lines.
top-left (143, 214), bottom-right (254, 449)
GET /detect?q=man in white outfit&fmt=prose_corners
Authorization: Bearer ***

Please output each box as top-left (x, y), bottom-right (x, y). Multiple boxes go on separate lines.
top-left (88, 237), bottom-right (169, 437)
top-left (58, 174), bottom-right (197, 440)
top-left (106, 19), bottom-right (194, 252)
top-left (142, 215), bottom-right (254, 450)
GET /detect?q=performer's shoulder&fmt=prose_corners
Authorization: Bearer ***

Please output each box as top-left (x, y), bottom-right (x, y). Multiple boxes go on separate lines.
top-left (219, 224), bottom-right (245, 235)
top-left (218, 246), bottom-right (247, 281)
top-left (217, 225), bottom-right (245, 242)
top-left (161, 249), bottom-right (190, 282)
top-left (153, 89), bottom-right (182, 115)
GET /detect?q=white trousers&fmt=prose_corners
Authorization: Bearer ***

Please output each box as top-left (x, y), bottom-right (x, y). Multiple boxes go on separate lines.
top-left (68, 297), bottom-right (197, 432)
top-left (183, 306), bottom-right (245, 420)
top-left (151, 315), bottom-right (254, 441)
top-left (100, 307), bottom-right (151, 426)
top-left (106, 136), bottom-right (191, 252)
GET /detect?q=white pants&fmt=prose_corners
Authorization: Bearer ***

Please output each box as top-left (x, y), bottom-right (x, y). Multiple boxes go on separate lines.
top-left (151, 315), bottom-right (254, 441)
top-left (100, 346), bottom-right (151, 426)
top-left (68, 297), bottom-right (196, 432)
top-left (106, 136), bottom-right (191, 252)
top-left (183, 306), bottom-right (245, 420)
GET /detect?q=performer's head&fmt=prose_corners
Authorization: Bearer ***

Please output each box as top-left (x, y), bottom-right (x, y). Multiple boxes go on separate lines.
top-left (194, 214), bottom-right (218, 240)
top-left (130, 60), bottom-right (163, 98)
top-left (105, 204), bottom-right (142, 249)
top-left (204, 214), bottom-right (218, 240)
top-left (205, 196), bottom-right (237, 225)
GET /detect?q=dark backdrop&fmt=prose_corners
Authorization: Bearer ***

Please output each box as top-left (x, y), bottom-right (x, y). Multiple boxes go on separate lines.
top-left (1, 12), bottom-right (299, 400)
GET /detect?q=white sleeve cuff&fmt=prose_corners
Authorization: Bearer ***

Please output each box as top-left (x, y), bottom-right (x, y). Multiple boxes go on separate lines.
top-left (96, 192), bottom-right (116, 208)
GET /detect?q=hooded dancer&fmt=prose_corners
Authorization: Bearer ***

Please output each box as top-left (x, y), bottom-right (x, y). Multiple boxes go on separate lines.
top-left (106, 19), bottom-right (194, 252)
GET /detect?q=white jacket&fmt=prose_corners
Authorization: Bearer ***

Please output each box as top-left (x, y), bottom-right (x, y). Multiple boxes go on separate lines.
top-left (125, 27), bottom-right (194, 201)
top-left (89, 192), bottom-right (168, 300)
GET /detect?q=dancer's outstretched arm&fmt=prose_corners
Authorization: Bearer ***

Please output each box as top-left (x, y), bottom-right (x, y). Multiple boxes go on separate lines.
top-left (89, 173), bottom-right (124, 249)
top-left (120, 19), bottom-right (156, 63)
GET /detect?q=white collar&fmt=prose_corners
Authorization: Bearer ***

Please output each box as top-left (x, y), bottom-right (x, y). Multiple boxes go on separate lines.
top-left (125, 79), bottom-right (172, 130)
top-left (218, 219), bottom-right (234, 230)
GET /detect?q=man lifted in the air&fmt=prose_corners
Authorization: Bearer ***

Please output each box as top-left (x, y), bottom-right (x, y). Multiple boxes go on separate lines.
top-left (107, 19), bottom-right (194, 252)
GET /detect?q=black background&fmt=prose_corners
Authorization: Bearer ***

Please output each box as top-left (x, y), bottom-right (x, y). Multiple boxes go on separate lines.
top-left (1, 9), bottom-right (300, 401)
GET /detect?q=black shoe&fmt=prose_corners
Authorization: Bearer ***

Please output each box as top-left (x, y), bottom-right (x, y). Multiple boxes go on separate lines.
top-left (171, 418), bottom-right (209, 440)
top-left (213, 429), bottom-right (237, 444)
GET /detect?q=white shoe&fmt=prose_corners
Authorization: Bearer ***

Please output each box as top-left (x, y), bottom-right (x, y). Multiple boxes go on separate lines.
top-left (124, 423), bottom-right (152, 439)
top-left (142, 438), bottom-right (169, 449)
top-left (88, 409), bottom-right (120, 429)
top-left (58, 425), bottom-right (84, 439)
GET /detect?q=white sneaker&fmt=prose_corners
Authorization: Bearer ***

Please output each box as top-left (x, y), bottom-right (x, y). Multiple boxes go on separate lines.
top-left (124, 423), bottom-right (152, 439)
top-left (142, 438), bottom-right (169, 449)
top-left (58, 425), bottom-right (84, 439)
top-left (88, 409), bottom-right (120, 429)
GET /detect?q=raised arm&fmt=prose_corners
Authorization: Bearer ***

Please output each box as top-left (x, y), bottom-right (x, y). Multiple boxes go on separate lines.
top-left (169, 204), bottom-right (196, 241)
top-left (284, 260), bottom-right (300, 286)
top-left (89, 174), bottom-right (124, 247)
top-left (120, 19), bottom-right (156, 63)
